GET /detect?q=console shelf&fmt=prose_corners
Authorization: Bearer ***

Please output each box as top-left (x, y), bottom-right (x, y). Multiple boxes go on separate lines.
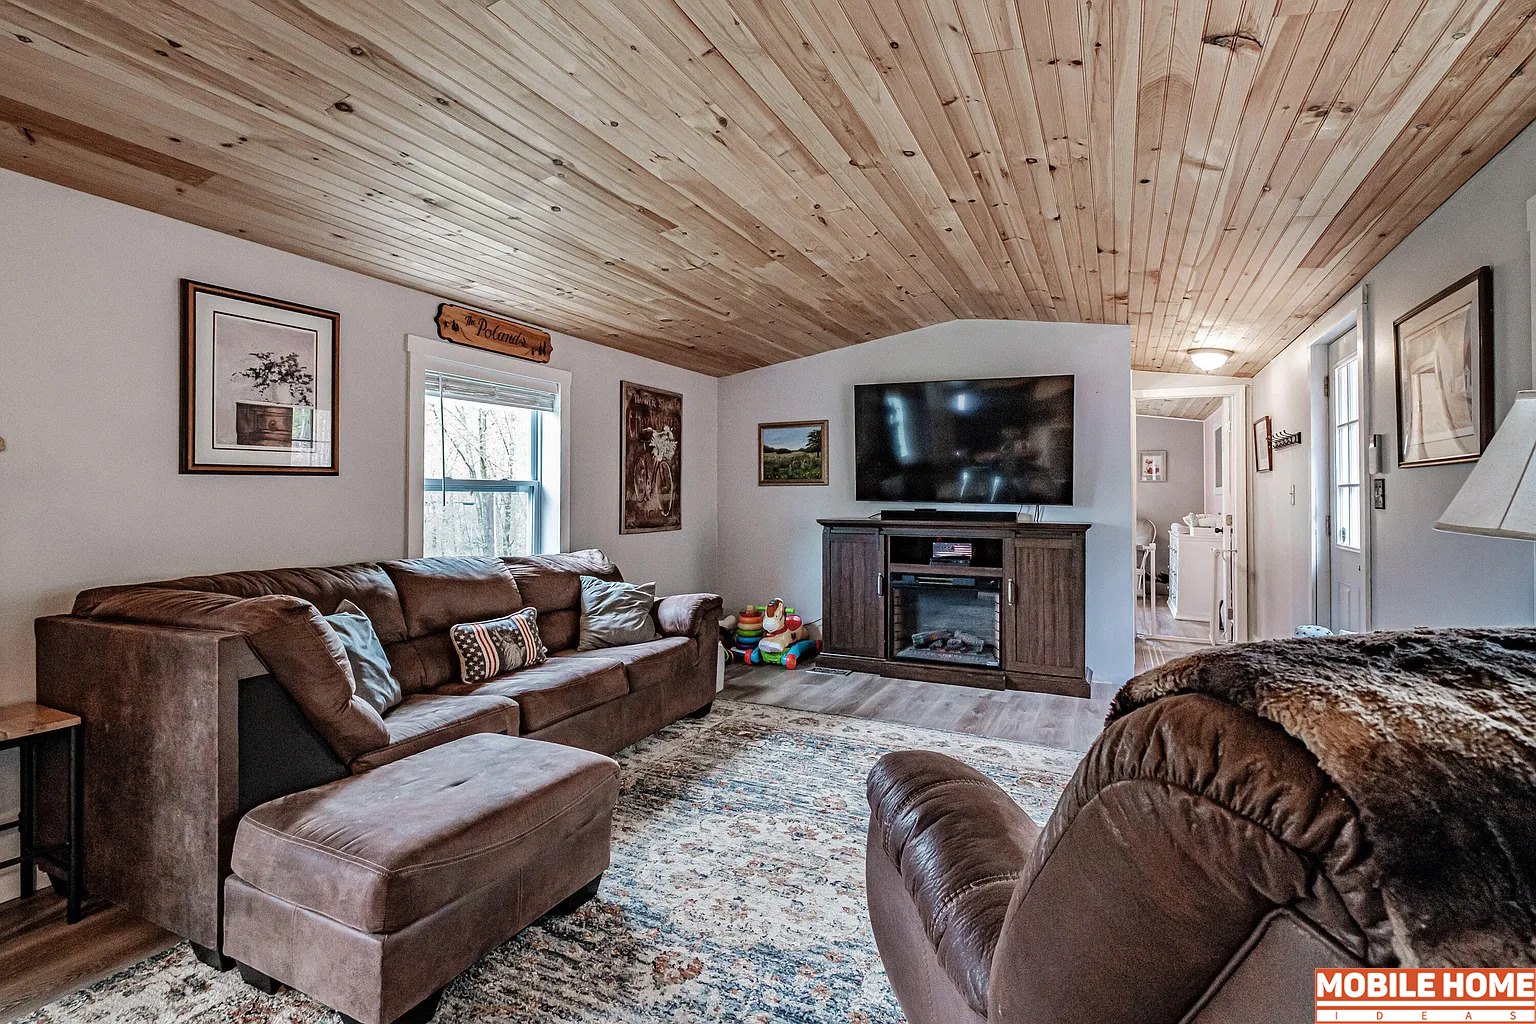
top-left (885, 562), bottom-right (1004, 578)
top-left (818, 518), bottom-right (1090, 698)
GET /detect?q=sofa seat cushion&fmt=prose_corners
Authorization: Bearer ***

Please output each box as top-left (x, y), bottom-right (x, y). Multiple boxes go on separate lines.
top-left (231, 733), bottom-right (620, 933)
top-left (434, 657), bottom-right (627, 732)
top-left (350, 694), bottom-right (516, 773)
top-left (866, 750), bottom-right (1043, 1016)
top-left (558, 636), bottom-right (697, 693)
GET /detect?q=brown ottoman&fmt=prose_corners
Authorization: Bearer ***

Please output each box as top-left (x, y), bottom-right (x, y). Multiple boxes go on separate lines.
top-left (222, 732), bottom-right (619, 1024)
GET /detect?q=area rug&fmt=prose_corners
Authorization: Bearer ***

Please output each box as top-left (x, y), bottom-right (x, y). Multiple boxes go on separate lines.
top-left (24, 700), bottom-right (1082, 1023)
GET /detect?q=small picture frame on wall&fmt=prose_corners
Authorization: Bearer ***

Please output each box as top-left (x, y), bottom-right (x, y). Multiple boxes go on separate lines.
top-left (1393, 266), bottom-right (1494, 468)
top-left (180, 280), bottom-right (338, 474)
top-left (758, 420), bottom-right (829, 486)
top-left (1254, 416), bottom-right (1273, 473)
top-left (1139, 449), bottom-right (1167, 483)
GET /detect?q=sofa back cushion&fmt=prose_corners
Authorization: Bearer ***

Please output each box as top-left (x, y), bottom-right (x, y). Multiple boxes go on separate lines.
top-left (381, 557), bottom-right (523, 636)
top-left (74, 563), bottom-right (409, 644)
top-left (503, 550), bottom-right (622, 653)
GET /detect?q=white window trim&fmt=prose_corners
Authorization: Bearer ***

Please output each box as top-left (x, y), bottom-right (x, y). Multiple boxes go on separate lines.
top-left (1332, 354), bottom-right (1363, 553)
top-left (405, 334), bottom-right (571, 557)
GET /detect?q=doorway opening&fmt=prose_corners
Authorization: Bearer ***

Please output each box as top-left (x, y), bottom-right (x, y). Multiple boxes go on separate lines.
top-left (1132, 383), bottom-right (1251, 672)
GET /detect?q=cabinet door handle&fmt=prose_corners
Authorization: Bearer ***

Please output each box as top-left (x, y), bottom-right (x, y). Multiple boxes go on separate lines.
top-left (1007, 578), bottom-right (1016, 606)
top-left (876, 571), bottom-right (884, 597)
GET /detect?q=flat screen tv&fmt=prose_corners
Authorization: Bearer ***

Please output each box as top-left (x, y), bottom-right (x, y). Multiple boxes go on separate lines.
top-left (854, 375), bottom-right (1074, 505)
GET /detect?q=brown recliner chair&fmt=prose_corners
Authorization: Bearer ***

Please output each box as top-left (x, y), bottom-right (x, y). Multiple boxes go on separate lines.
top-left (866, 693), bottom-right (1384, 1024)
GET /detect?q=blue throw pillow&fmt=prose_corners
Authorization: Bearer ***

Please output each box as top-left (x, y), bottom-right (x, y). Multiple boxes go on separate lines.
top-left (323, 599), bottom-right (403, 715)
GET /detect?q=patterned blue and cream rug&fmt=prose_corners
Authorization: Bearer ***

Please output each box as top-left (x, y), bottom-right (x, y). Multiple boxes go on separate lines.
top-left (25, 700), bottom-right (1082, 1023)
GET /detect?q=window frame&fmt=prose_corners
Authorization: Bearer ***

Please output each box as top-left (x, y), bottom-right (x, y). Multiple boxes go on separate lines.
top-left (406, 335), bottom-right (570, 558)
top-left (1332, 354), bottom-right (1362, 552)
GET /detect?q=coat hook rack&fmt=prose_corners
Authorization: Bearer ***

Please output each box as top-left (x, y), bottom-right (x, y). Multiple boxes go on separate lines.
top-left (1272, 429), bottom-right (1302, 450)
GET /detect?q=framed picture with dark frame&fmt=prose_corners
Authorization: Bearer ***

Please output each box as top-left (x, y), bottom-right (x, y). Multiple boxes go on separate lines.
top-left (758, 420), bottom-right (828, 486)
top-left (1253, 415), bottom-right (1273, 473)
top-left (180, 280), bottom-right (339, 474)
top-left (1393, 266), bottom-right (1493, 468)
top-left (620, 380), bottom-right (683, 534)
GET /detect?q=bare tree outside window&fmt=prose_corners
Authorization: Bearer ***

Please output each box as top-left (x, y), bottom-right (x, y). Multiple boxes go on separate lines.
top-left (424, 394), bottom-right (538, 557)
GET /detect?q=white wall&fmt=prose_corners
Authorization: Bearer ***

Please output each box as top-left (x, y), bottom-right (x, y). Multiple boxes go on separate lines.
top-left (716, 319), bottom-right (1136, 686)
top-left (0, 169), bottom-right (719, 898)
top-left (1248, 119), bottom-right (1536, 637)
top-left (1135, 416), bottom-right (1206, 573)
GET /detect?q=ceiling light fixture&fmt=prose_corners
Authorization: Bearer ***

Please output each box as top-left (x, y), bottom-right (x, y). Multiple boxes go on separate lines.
top-left (1188, 347), bottom-right (1234, 372)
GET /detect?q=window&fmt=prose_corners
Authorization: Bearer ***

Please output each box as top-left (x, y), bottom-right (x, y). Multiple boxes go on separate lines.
top-left (1333, 356), bottom-right (1361, 550)
top-left (423, 370), bottom-right (557, 557)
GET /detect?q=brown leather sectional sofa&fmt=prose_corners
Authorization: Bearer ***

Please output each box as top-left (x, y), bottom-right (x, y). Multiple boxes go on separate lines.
top-left (34, 549), bottom-right (722, 962)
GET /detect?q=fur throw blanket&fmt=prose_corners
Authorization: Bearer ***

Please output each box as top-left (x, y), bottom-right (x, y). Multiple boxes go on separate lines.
top-left (1110, 628), bottom-right (1536, 967)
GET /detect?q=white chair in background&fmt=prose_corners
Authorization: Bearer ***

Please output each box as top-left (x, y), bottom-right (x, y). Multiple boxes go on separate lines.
top-left (1134, 518), bottom-right (1157, 611)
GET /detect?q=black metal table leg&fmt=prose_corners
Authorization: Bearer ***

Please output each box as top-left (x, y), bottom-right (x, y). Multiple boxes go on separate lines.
top-left (67, 723), bottom-right (84, 924)
top-left (19, 737), bottom-right (35, 900)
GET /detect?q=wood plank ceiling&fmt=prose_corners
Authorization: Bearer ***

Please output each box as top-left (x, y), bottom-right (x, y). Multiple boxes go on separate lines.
top-left (1136, 396), bottom-right (1223, 419)
top-left (1, 1), bottom-right (1533, 377)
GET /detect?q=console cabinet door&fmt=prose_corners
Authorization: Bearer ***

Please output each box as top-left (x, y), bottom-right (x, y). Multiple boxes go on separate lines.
top-left (1004, 535), bottom-right (1086, 680)
top-left (822, 529), bottom-right (885, 659)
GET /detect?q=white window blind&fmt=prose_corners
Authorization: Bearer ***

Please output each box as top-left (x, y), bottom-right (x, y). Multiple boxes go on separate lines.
top-left (425, 370), bottom-right (557, 412)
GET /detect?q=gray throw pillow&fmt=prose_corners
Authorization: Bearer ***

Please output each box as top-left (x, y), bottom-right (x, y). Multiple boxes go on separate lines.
top-left (323, 599), bottom-right (403, 715)
top-left (578, 576), bottom-right (658, 651)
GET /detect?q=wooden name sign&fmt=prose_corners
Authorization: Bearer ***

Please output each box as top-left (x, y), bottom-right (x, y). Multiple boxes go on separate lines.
top-left (435, 304), bottom-right (552, 363)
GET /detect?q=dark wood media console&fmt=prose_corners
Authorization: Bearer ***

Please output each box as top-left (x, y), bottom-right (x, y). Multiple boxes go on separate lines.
top-left (818, 518), bottom-right (1090, 697)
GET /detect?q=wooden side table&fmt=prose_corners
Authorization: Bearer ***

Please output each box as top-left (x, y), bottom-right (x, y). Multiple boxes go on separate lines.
top-left (0, 702), bottom-right (84, 922)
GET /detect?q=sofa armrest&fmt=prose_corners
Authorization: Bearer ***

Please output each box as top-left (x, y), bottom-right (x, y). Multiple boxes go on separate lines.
top-left (867, 750), bottom-right (1040, 1015)
top-left (34, 614), bottom-right (258, 948)
top-left (654, 593), bottom-right (723, 639)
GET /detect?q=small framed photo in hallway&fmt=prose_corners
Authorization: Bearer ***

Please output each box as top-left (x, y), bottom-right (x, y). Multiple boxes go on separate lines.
top-left (1139, 449), bottom-right (1166, 483)
top-left (1254, 416), bottom-right (1273, 473)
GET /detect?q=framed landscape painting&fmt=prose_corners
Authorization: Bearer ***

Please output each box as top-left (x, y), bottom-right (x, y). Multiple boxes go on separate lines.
top-left (758, 420), bottom-right (828, 486)
top-left (620, 381), bottom-right (682, 534)
top-left (1393, 267), bottom-right (1493, 468)
top-left (180, 280), bottom-right (338, 474)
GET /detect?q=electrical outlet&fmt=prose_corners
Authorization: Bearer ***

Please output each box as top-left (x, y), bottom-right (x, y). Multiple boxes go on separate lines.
top-left (1372, 478), bottom-right (1386, 510)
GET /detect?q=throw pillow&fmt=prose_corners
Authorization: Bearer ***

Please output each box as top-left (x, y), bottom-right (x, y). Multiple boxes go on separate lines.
top-left (450, 606), bottom-right (548, 684)
top-left (578, 576), bottom-right (659, 651)
top-left (323, 599), bottom-right (404, 716)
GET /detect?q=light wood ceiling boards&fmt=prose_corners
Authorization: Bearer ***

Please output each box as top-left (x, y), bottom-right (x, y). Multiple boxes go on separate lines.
top-left (1, 0), bottom-right (1533, 376)
top-left (1137, 396), bottom-right (1223, 419)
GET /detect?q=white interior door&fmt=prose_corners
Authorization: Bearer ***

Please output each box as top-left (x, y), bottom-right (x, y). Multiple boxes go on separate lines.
top-left (1328, 333), bottom-right (1364, 633)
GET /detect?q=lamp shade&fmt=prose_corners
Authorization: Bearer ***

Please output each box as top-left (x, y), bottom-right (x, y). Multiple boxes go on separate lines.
top-left (1435, 391), bottom-right (1536, 540)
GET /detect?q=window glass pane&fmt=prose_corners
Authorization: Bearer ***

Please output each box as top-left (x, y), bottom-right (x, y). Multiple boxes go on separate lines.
top-left (424, 490), bottom-right (534, 557)
top-left (434, 398), bottom-right (535, 481)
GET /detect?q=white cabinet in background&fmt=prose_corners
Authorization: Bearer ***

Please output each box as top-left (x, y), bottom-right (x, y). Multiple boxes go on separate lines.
top-left (1168, 527), bottom-right (1221, 622)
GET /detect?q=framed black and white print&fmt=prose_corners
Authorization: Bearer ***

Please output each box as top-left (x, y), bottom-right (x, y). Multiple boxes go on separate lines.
top-left (180, 280), bottom-right (339, 474)
top-left (1393, 267), bottom-right (1493, 468)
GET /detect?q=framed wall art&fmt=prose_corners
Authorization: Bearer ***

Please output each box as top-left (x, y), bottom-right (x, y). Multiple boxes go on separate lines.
top-left (180, 280), bottom-right (338, 474)
top-left (620, 381), bottom-right (682, 534)
top-left (1139, 450), bottom-right (1166, 483)
top-left (1253, 415), bottom-right (1273, 473)
top-left (758, 420), bottom-right (828, 486)
top-left (1393, 266), bottom-right (1493, 468)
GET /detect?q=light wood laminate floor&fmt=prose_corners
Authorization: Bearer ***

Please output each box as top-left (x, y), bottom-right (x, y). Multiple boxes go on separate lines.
top-left (1134, 597), bottom-right (1211, 673)
top-left (722, 662), bottom-right (1114, 752)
